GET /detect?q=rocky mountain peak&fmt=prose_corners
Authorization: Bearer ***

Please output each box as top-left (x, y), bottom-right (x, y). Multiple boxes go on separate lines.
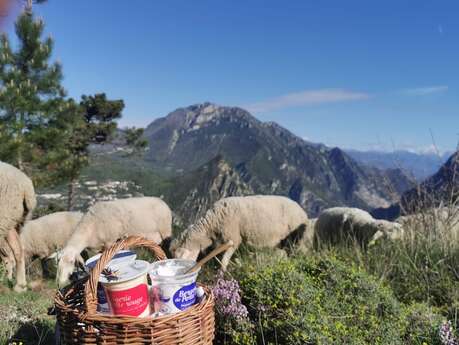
top-left (143, 104), bottom-right (414, 217)
top-left (165, 103), bottom-right (257, 133)
top-left (170, 155), bottom-right (253, 226)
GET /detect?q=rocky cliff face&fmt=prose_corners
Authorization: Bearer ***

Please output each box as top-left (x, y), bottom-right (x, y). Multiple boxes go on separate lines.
top-left (167, 155), bottom-right (253, 226)
top-left (372, 151), bottom-right (459, 220)
top-left (401, 151), bottom-right (459, 212)
top-left (144, 103), bottom-right (413, 217)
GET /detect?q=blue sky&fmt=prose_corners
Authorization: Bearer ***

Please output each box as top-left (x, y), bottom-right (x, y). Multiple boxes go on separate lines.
top-left (5, 1), bottom-right (459, 152)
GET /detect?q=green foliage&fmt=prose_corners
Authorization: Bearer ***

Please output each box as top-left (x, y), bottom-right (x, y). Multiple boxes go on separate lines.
top-left (0, 12), bottom-right (65, 177)
top-left (33, 93), bottom-right (126, 209)
top-left (124, 127), bottom-right (148, 154)
top-left (80, 93), bottom-right (124, 144)
top-left (399, 303), bottom-right (444, 345)
top-left (362, 223), bottom-right (459, 319)
top-left (0, 288), bottom-right (55, 345)
top-left (227, 252), bottom-right (444, 345)
top-left (216, 317), bottom-right (255, 345)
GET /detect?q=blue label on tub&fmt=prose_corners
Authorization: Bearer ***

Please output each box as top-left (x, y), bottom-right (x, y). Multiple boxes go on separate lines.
top-left (173, 283), bottom-right (196, 310)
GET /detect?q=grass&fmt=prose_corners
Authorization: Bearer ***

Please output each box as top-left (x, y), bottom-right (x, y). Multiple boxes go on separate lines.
top-left (0, 285), bottom-right (56, 345)
top-left (2, 207), bottom-right (459, 344)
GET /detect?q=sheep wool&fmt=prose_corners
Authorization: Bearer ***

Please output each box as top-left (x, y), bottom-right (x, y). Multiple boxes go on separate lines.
top-left (57, 197), bottom-right (172, 286)
top-left (314, 207), bottom-right (402, 247)
top-left (172, 195), bottom-right (309, 270)
top-left (21, 211), bottom-right (83, 260)
top-left (0, 161), bottom-right (37, 291)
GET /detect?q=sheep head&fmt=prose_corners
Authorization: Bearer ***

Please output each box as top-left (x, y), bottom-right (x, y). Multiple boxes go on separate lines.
top-left (57, 251), bottom-right (76, 287)
top-left (369, 220), bottom-right (404, 246)
top-left (170, 237), bottom-right (200, 261)
top-left (170, 225), bottom-right (212, 261)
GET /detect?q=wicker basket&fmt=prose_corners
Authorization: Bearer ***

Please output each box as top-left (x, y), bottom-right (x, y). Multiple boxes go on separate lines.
top-left (54, 236), bottom-right (215, 344)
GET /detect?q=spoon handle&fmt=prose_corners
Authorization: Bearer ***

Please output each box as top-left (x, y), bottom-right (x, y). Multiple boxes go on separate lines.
top-left (186, 240), bottom-right (234, 274)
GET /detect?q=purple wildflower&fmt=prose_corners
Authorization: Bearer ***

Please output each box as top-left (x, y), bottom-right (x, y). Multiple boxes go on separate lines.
top-left (212, 270), bottom-right (248, 321)
top-left (440, 321), bottom-right (459, 345)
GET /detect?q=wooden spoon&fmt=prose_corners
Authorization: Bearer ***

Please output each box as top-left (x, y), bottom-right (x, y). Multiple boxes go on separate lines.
top-left (185, 240), bottom-right (234, 274)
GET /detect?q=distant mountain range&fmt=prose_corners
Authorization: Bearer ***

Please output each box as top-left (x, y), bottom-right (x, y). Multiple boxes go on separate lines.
top-left (372, 151), bottom-right (459, 220)
top-left (46, 102), bottom-right (453, 225)
top-left (346, 149), bottom-right (452, 181)
top-left (35, 103), bottom-right (455, 227)
top-left (141, 103), bottom-right (414, 219)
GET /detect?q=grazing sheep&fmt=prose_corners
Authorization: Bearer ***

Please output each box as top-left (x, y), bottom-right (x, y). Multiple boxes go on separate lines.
top-left (57, 197), bottom-right (172, 286)
top-left (170, 195), bottom-right (309, 270)
top-left (23, 211), bottom-right (83, 261)
top-left (0, 212), bottom-right (84, 275)
top-left (371, 207), bottom-right (459, 244)
top-left (0, 161), bottom-right (36, 291)
top-left (314, 207), bottom-right (401, 248)
top-left (369, 219), bottom-right (404, 245)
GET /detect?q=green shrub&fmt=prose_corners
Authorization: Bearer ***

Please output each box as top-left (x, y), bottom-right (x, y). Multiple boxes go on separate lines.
top-left (400, 303), bottom-right (444, 345)
top-left (363, 229), bottom-right (459, 318)
top-left (226, 252), bottom-right (443, 345)
top-left (0, 289), bottom-right (55, 345)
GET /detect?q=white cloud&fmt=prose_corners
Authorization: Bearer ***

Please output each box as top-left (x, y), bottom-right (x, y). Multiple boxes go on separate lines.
top-left (245, 89), bottom-right (370, 113)
top-left (356, 142), bottom-right (449, 155)
top-left (401, 85), bottom-right (448, 96)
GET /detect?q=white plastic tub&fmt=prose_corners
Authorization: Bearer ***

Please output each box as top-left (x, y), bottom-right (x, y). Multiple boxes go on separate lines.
top-left (85, 250), bottom-right (137, 314)
top-left (100, 260), bottom-right (151, 317)
top-left (149, 259), bottom-right (200, 315)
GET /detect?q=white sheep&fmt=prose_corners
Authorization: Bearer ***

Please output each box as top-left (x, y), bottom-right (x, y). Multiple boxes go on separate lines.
top-left (0, 161), bottom-right (36, 291)
top-left (170, 195), bottom-right (309, 270)
top-left (57, 197), bottom-right (172, 286)
top-left (0, 211), bottom-right (83, 279)
top-left (314, 207), bottom-right (401, 248)
top-left (370, 207), bottom-right (459, 244)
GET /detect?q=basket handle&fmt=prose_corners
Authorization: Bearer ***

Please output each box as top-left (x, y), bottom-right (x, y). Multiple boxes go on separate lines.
top-left (83, 235), bottom-right (166, 315)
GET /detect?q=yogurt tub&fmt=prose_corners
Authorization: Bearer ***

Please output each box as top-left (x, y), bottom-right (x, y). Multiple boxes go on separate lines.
top-left (85, 250), bottom-right (137, 314)
top-left (100, 260), bottom-right (151, 317)
top-left (149, 259), bottom-right (200, 315)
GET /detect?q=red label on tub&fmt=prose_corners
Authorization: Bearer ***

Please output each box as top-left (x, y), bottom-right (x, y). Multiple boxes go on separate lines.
top-left (106, 284), bottom-right (149, 316)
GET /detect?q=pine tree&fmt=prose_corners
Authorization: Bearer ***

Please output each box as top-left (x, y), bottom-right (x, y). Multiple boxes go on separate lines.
top-left (124, 127), bottom-right (148, 154)
top-left (0, 12), bottom-right (65, 176)
top-left (35, 94), bottom-right (125, 210)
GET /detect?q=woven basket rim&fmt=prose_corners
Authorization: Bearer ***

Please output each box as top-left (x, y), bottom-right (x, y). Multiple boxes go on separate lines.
top-left (54, 235), bottom-right (214, 324)
top-left (54, 282), bottom-right (214, 324)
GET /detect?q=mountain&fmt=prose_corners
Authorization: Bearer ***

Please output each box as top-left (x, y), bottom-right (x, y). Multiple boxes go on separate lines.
top-left (372, 151), bottom-right (459, 220)
top-left (346, 149), bottom-right (452, 181)
top-left (401, 151), bottom-right (459, 211)
top-left (143, 103), bottom-right (414, 217)
top-left (167, 155), bottom-right (254, 226)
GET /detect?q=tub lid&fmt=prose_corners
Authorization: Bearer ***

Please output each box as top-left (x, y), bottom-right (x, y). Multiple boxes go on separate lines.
top-left (85, 250), bottom-right (136, 270)
top-left (99, 260), bottom-right (150, 285)
top-left (150, 258), bottom-right (199, 280)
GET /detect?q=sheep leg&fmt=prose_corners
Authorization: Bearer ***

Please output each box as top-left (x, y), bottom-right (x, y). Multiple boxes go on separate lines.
top-left (220, 246), bottom-right (237, 271)
top-left (0, 242), bottom-right (15, 280)
top-left (6, 229), bottom-right (27, 292)
top-left (5, 247), bottom-right (15, 281)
